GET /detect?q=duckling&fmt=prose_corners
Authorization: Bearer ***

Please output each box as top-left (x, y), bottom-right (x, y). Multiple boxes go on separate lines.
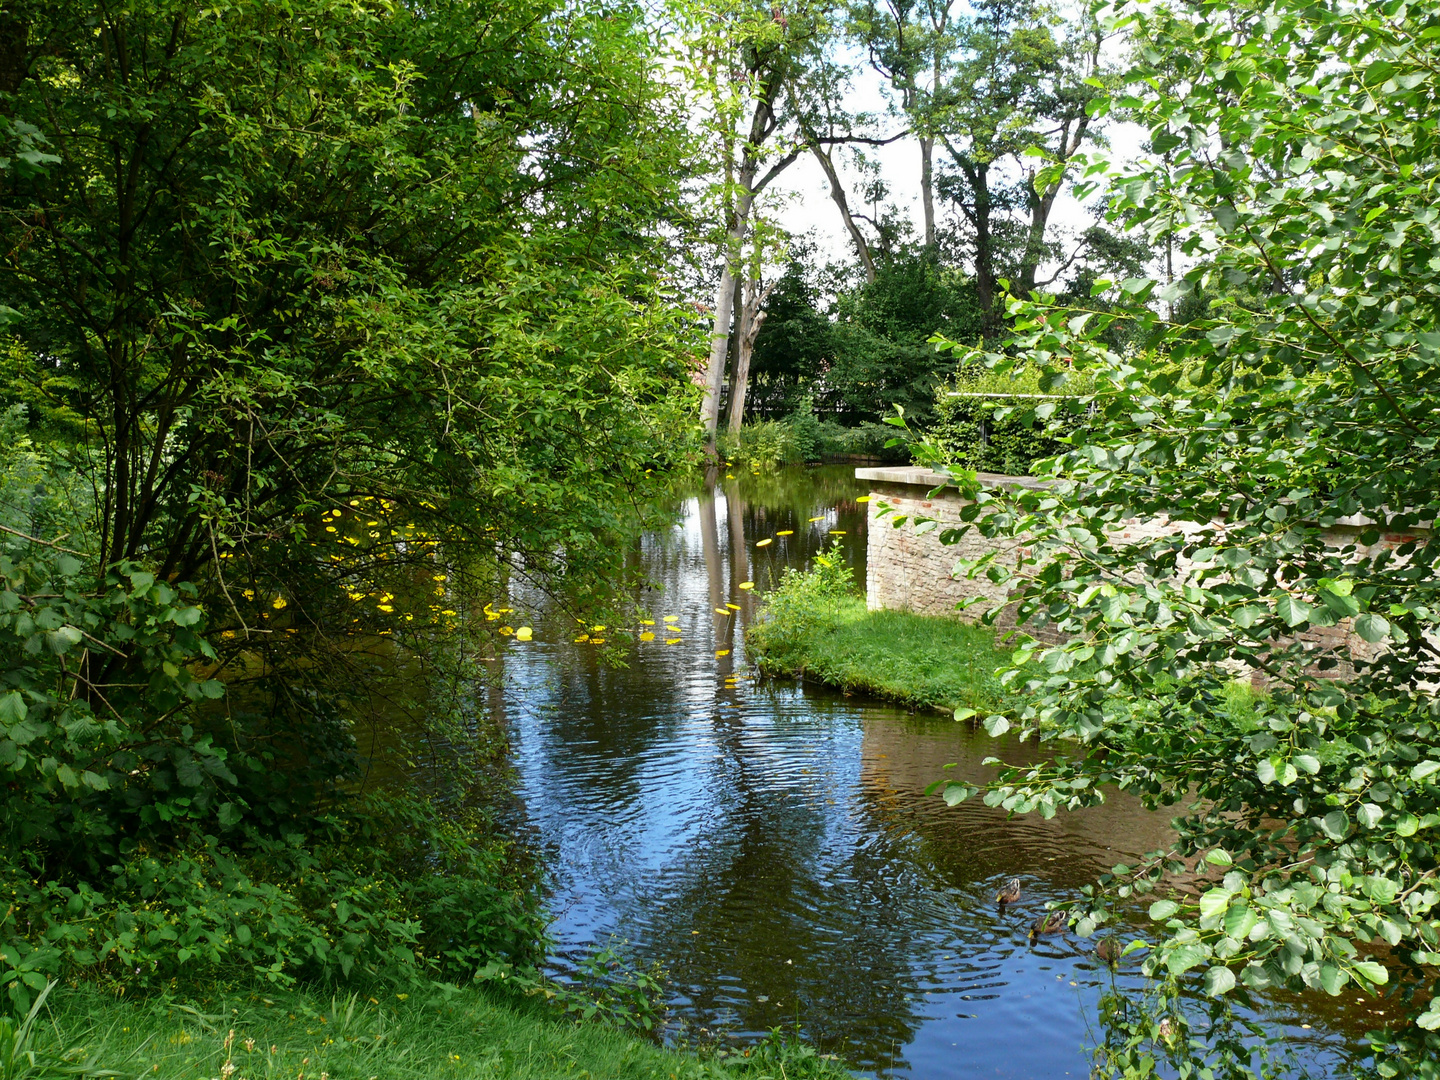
top-left (1028, 909), bottom-right (1067, 942)
top-left (1094, 936), bottom-right (1122, 967)
top-left (995, 877), bottom-right (1022, 906)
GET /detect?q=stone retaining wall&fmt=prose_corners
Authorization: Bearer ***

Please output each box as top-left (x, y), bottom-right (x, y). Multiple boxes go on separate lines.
top-left (857, 466), bottom-right (1425, 673)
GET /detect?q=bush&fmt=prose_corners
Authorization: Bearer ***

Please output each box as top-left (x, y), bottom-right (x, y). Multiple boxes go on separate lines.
top-left (928, 364), bottom-right (1095, 476)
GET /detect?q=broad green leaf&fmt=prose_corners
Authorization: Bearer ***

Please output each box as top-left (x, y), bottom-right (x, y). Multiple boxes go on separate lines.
top-left (1166, 943), bottom-right (1210, 975)
top-left (1275, 594), bottom-right (1311, 627)
top-left (1352, 961), bottom-right (1388, 986)
top-left (1149, 900), bottom-right (1179, 921)
top-left (1199, 887), bottom-right (1233, 921)
top-left (1354, 613), bottom-right (1390, 643)
top-left (1204, 965), bottom-right (1236, 996)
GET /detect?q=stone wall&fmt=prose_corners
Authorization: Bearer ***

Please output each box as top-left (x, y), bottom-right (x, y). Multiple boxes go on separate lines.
top-left (857, 466), bottom-right (1426, 673)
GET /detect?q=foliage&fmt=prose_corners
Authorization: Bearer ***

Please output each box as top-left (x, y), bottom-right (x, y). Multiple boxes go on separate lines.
top-left (826, 252), bottom-right (984, 422)
top-left (747, 544), bottom-right (1011, 713)
top-left (900, 0), bottom-right (1440, 1073)
top-left (929, 364), bottom-right (1096, 476)
top-left (0, 0), bottom-right (697, 1007)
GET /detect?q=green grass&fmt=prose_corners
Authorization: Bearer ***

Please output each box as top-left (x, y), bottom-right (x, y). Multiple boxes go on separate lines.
top-left (746, 559), bottom-right (1013, 714)
top-left (25, 981), bottom-right (850, 1080)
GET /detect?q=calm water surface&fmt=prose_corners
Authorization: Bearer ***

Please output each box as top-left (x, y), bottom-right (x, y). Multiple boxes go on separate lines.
top-left (488, 465), bottom-right (1375, 1078)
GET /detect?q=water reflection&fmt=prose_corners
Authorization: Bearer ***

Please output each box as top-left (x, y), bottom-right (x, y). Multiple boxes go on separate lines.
top-left (494, 466), bottom-right (1357, 1078)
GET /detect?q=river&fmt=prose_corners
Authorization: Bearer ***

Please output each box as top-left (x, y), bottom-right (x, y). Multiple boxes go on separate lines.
top-left (487, 465), bottom-right (1378, 1078)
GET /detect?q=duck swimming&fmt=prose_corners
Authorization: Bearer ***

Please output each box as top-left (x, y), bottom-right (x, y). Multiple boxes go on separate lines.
top-left (1028, 909), bottom-right (1068, 942)
top-left (995, 877), bottom-right (1022, 906)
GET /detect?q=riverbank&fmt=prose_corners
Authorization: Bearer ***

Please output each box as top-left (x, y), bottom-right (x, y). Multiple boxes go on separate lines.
top-left (35, 981), bottom-right (851, 1080)
top-left (745, 556), bottom-right (1012, 714)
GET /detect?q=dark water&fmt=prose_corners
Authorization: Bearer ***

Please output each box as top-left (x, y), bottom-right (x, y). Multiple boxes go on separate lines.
top-left (487, 465), bottom-right (1375, 1078)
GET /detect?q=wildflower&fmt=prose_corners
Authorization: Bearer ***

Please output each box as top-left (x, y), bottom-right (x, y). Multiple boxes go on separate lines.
top-left (755, 538), bottom-right (772, 547)
top-left (515, 626), bottom-right (533, 641)
top-left (738, 582), bottom-right (754, 590)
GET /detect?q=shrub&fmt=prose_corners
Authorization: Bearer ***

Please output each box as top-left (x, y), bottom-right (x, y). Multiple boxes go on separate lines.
top-left (928, 364), bottom-right (1095, 476)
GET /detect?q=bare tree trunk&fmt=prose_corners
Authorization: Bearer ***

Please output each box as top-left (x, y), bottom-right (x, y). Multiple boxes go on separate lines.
top-left (725, 275), bottom-right (774, 434)
top-left (700, 184), bottom-right (756, 443)
top-left (809, 140), bottom-right (875, 283)
top-left (920, 135), bottom-right (935, 249)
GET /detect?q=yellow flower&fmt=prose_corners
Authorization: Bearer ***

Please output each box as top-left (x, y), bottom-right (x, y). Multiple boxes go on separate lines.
top-left (325, 526), bottom-right (337, 533)
top-left (663, 615), bottom-right (679, 622)
top-left (271, 596), bottom-right (287, 610)
top-left (442, 609), bottom-right (457, 616)
top-left (433, 575), bottom-right (447, 582)
top-left (856, 495), bottom-right (871, 503)
top-left (738, 582), bottom-right (754, 590)
top-left (808, 516), bottom-right (824, 522)
top-left (574, 634), bottom-right (590, 643)
top-left (591, 638), bottom-right (605, 645)
top-left (592, 624), bottom-right (606, 633)
top-left (242, 589), bottom-right (255, 600)
top-left (777, 530), bottom-right (793, 536)
top-left (498, 626), bottom-right (513, 636)
top-left (726, 603), bottom-right (740, 610)
top-left (665, 637), bottom-right (682, 645)
top-left (515, 626), bottom-right (533, 641)
top-left (755, 538), bottom-right (772, 547)
top-left (377, 604), bottom-right (394, 613)
top-left (714, 607), bottom-right (730, 616)
top-left (348, 592), bottom-right (366, 601)
top-left (639, 632), bottom-right (655, 642)
top-left (640, 619), bottom-right (655, 626)
top-left (829, 530), bottom-right (846, 535)
top-left (715, 649), bottom-right (730, 657)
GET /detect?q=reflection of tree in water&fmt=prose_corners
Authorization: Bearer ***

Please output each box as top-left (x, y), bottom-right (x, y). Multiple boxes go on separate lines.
top-left (639, 480), bottom-right (925, 1070)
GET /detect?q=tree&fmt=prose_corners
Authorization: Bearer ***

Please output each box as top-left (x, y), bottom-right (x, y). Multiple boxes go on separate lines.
top-left (0, 0), bottom-right (697, 958)
top-left (908, 0), bottom-right (1440, 1071)
top-left (930, 0), bottom-right (1105, 340)
top-left (685, 0), bottom-right (831, 444)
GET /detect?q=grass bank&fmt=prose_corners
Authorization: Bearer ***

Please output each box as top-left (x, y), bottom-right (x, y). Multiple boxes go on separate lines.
top-left (24, 980), bottom-right (850, 1080)
top-left (745, 548), bottom-right (1012, 714)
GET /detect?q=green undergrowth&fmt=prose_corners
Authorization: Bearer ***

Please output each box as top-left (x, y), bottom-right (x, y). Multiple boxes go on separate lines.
top-left (746, 545), bottom-right (1012, 714)
top-left (18, 980), bottom-right (852, 1080)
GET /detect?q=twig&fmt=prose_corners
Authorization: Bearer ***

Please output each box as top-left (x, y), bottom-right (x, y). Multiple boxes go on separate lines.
top-left (0, 523), bottom-right (90, 557)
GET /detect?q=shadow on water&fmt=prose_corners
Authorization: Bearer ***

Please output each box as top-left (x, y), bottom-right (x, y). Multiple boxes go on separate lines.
top-left (481, 465), bottom-right (1370, 1078)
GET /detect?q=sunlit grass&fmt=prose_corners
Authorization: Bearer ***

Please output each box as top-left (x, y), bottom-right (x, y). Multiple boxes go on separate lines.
top-left (747, 590), bottom-right (1013, 714)
top-left (41, 983), bottom-right (852, 1080)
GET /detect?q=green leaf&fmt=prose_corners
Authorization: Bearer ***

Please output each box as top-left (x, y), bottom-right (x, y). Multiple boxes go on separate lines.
top-left (1319, 964), bottom-right (1348, 996)
top-left (1352, 961), bottom-right (1388, 986)
top-left (1204, 848), bottom-right (1233, 867)
top-left (1166, 943), bottom-right (1210, 975)
top-left (1149, 900), bottom-right (1179, 921)
top-left (954, 707), bottom-right (976, 722)
top-left (1321, 811), bottom-right (1348, 839)
top-left (1354, 613), bottom-right (1390, 643)
top-left (1204, 965), bottom-right (1236, 996)
top-left (1275, 594), bottom-right (1311, 627)
top-left (0, 691), bottom-right (26, 725)
top-left (1199, 887), bottom-right (1233, 921)
top-left (1412, 760), bottom-right (1440, 782)
top-left (983, 715), bottom-right (1011, 737)
top-left (1357, 803), bottom-right (1384, 828)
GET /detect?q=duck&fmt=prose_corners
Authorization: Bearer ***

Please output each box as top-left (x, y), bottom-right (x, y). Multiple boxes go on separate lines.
top-left (1094, 936), bottom-right (1123, 966)
top-left (1028, 909), bottom-right (1068, 942)
top-left (995, 877), bottom-right (1022, 906)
